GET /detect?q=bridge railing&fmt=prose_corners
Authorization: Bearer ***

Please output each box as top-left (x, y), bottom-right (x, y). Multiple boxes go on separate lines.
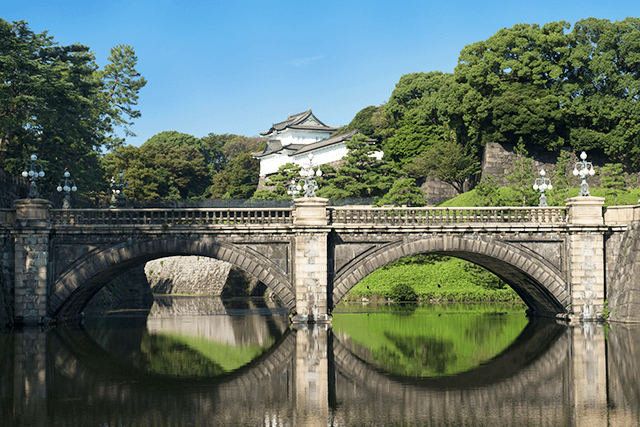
top-left (328, 206), bottom-right (568, 225)
top-left (50, 208), bottom-right (294, 227)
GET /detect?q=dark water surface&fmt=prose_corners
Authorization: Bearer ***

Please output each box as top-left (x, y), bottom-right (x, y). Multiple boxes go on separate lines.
top-left (1, 297), bottom-right (640, 426)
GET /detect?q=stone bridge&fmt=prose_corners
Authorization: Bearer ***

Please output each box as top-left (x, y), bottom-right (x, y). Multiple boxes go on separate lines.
top-left (1, 196), bottom-right (639, 326)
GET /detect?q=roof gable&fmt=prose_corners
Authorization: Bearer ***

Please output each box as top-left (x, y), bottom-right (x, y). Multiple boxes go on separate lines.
top-left (260, 109), bottom-right (338, 136)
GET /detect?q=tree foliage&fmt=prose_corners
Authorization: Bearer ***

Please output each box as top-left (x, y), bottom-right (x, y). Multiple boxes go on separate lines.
top-left (317, 134), bottom-right (396, 199)
top-left (0, 19), bottom-right (146, 200)
top-left (252, 163), bottom-right (302, 200)
top-left (375, 178), bottom-right (427, 207)
top-left (600, 163), bottom-right (626, 204)
top-left (404, 136), bottom-right (480, 194)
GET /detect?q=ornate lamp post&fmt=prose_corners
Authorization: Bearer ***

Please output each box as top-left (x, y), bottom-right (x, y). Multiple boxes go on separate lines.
top-left (533, 168), bottom-right (552, 207)
top-left (110, 171), bottom-right (128, 207)
top-left (299, 153), bottom-right (322, 198)
top-left (57, 171), bottom-right (77, 209)
top-left (22, 154), bottom-right (45, 198)
top-left (572, 151), bottom-right (596, 196)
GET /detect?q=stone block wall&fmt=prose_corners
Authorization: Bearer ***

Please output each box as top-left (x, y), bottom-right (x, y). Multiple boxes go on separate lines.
top-left (145, 256), bottom-right (232, 295)
top-left (607, 223), bottom-right (640, 323)
top-left (85, 265), bottom-right (153, 313)
top-left (481, 141), bottom-right (637, 189)
top-left (0, 233), bottom-right (14, 325)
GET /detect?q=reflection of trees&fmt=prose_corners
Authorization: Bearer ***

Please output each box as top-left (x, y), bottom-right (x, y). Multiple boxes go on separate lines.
top-left (378, 334), bottom-right (456, 376)
top-left (141, 334), bottom-right (226, 376)
top-left (463, 313), bottom-right (508, 347)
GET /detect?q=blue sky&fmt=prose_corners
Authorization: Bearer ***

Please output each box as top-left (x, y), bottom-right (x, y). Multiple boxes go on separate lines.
top-left (4, 1), bottom-right (639, 146)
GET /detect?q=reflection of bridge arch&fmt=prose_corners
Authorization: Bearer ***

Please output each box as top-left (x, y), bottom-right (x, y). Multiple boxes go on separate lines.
top-left (332, 319), bottom-right (571, 425)
top-left (52, 320), bottom-right (295, 391)
top-left (332, 235), bottom-right (569, 316)
top-left (51, 237), bottom-right (295, 320)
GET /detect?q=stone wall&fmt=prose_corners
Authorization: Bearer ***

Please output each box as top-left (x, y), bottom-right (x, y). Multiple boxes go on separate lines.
top-left (606, 223), bottom-right (640, 323)
top-left (481, 141), bottom-right (634, 188)
top-left (145, 256), bottom-right (232, 295)
top-left (85, 265), bottom-right (154, 313)
top-left (0, 232), bottom-right (14, 325)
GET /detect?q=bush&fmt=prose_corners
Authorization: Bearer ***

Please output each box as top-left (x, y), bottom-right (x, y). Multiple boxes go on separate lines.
top-left (389, 282), bottom-right (418, 302)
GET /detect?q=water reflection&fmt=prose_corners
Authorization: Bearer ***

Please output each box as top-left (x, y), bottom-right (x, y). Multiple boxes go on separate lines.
top-left (332, 303), bottom-right (529, 378)
top-left (1, 299), bottom-right (640, 426)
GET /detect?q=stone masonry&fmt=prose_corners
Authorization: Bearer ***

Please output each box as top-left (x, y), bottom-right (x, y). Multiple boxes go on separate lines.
top-left (145, 256), bottom-right (232, 295)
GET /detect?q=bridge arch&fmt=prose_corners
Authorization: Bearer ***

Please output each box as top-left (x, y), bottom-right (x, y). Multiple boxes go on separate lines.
top-left (331, 235), bottom-right (570, 316)
top-left (50, 236), bottom-right (295, 321)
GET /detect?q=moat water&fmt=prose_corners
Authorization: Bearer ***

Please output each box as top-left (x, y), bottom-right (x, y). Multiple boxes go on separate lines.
top-left (1, 297), bottom-right (640, 426)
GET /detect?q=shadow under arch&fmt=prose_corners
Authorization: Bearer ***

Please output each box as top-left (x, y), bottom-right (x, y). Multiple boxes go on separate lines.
top-left (332, 316), bottom-right (568, 391)
top-left (50, 236), bottom-right (295, 322)
top-left (51, 318), bottom-right (296, 391)
top-left (331, 235), bottom-right (570, 316)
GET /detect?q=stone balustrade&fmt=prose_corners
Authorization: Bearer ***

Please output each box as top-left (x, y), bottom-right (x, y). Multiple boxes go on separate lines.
top-left (49, 207), bottom-right (294, 227)
top-left (328, 206), bottom-right (568, 225)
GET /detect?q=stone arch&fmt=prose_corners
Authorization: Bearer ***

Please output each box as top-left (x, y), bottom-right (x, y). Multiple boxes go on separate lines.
top-left (331, 235), bottom-right (570, 316)
top-left (50, 236), bottom-right (294, 321)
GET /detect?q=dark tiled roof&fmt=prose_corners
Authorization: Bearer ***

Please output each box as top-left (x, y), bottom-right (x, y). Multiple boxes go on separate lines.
top-left (259, 109), bottom-right (338, 136)
top-left (294, 129), bottom-right (360, 156)
top-left (252, 142), bottom-right (306, 158)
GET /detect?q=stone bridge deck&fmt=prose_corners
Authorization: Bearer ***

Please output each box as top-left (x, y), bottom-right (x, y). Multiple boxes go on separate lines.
top-left (1, 196), bottom-right (639, 325)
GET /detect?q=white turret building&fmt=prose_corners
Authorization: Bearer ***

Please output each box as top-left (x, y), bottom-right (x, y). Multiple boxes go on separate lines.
top-left (253, 109), bottom-right (360, 176)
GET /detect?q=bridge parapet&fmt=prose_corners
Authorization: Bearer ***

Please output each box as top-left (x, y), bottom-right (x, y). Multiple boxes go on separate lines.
top-left (604, 204), bottom-right (640, 226)
top-left (49, 207), bottom-right (294, 227)
top-left (328, 206), bottom-right (568, 225)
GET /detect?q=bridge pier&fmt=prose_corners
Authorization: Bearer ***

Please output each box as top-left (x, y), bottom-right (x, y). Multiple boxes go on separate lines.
top-left (291, 198), bottom-right (331, 324)
top-left (12, 199), bottom-right (51, 326)
top-left (566, 196), bottom-right (606, 321)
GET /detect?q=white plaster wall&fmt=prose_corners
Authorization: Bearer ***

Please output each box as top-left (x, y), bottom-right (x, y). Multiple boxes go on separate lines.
top-left (293, 144), bottom-right (348, 169)
top-left (276, 129), bottom-right (332, 146)
top-left (260, 153), bottom-right (298, 176)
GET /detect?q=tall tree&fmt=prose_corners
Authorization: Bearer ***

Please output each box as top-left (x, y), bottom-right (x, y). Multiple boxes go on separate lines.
top-left (0, 19), bottom-right (146, 199)
top-left (600, 163), bottom-right (626, 204)
top-left (98, 44), bottom-right (147, 149)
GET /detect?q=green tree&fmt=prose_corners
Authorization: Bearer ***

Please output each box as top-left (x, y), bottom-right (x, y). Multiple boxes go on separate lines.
top-left (98, 44), bottom-right (147, 148)
top-left (375, 178), bottom-right (427, 207)
top-left (404, 136), bottom-right (480, 194)
top-left (548, 149), bottom-right (572, 205)
top-left (504, 144), bottom-right (537, 206)
top-left (383, 72), bottom-right (458, 163)
top-left (0, 19), bottom-right (146, 200)
top-left (455, 21), bottom-right (570, 150)
top-left (600, 163), bottom-right (626, 204)
top-left (317, 134), bottom-right (396, 199)
top-left (252, 163), bottom-right (302, 200)
top-left (102, 141), bottom-right (208, 201)
top-left (474, 176), bottom-right (502, 207)
top-left (208, 152), bottom-right (259, 198)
